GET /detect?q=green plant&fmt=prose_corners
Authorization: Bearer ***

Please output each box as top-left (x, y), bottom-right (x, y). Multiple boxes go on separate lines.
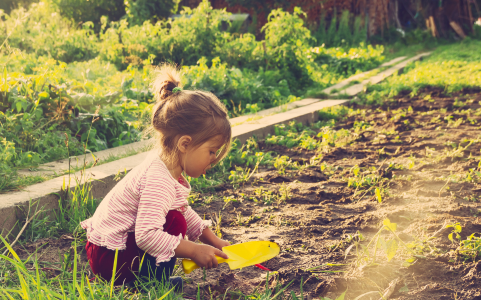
top-left (320, 290), bottom-right (347, 300)
top-left (346, 165), bottom-right (390, 201)
top-left (328, 231), bottom-right (365, 253)
top-left (277, 183), bottom-right (292, 205)
top-left (447, 222), bottom-right (463, 243)
top-left (124, 0), bottom-right (177, 25)
top-left (211, 212), bottom-right (222, 238)
top-left (456, 233), bottom-right (481, 262)
top-left (0, 235), bottom-right (178, 299)
top-left (273, 155), bottom-right (292, 175)
top-left (345, 219), bottom-right (427, 270)
top-left (361, 40), bottom-right (481, 103)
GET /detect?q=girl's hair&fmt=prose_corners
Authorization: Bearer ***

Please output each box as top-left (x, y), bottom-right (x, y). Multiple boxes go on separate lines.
top-left (151, 64), bottom-right (231, 167)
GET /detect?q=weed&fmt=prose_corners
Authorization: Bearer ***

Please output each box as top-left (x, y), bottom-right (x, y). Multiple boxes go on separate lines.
top-left (329, 231), bottom-right (365, 253)
top-left (347, 164), bottom-right (390, 201)
top-left (274, 155), bottom-right (293, 175)
top-left (345, 219), bottom-right (425, 269)
top-left (222, 195), bottom-right (239, 210)
top-left (211, 212), bottom-right (223, 238)
top-left (456, 233), bottom-right (481, 262)
top-left (447, 222), bottom-right (463, 243)
top-left (320, 290), bottom-right (347, 300)
top-left (277, 183), bottom-right (292, 205)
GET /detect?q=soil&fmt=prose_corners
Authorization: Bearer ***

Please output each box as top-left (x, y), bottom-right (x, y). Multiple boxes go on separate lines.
top-left (12, 87), bottom-right (481, 299)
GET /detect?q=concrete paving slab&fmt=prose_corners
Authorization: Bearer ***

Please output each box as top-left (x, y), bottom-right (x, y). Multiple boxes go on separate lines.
top-left (380, 56), bottom-right (407, 67)
top-left (334, 52), bottom-right (432, 97)
top-left (233, 100), bottom-right (348, 143)
top-left (18, 139), bottom-right (153, 178)
top-left (18, 99), bottom-right (321, 179)
top-left (229, 98), bottom-right (320, 126)
top-left (322, 56), bottom-right (407, 95)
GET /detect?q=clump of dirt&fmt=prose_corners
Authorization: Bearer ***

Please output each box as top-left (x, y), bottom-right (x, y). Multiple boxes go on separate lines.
top-left (12, 88), bottom-right (481, 299)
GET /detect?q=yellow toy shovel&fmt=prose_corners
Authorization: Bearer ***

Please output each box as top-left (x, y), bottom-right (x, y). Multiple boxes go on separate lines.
top-left (182, 241), bottom-right (279, 274)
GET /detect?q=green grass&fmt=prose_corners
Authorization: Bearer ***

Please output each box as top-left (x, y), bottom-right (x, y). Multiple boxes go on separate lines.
top-left (359, 39), bottom-right (481, 105)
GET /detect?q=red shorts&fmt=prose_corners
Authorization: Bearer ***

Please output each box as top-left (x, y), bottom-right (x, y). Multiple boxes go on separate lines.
top-left (85, 210), bottom-right (187, 285)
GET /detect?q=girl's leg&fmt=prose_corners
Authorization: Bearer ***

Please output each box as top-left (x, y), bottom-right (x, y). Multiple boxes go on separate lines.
top-left (137, 210), bottom-right (187, 287)
top-left (86, 210), bottom-right (187, 286)
top-left (86, 232), bottom-right (142, 285)
top-left (137, 253), bottom-right (176, 283)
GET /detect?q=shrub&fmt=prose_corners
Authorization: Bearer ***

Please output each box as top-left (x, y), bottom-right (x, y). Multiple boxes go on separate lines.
top-left (262, 7), bottom-right (315, 91)
top-left (182, 57), bottom-right (291, 115)
top-left (125, 0), bottom-right (177, 25)
top-left (52, 0), bottom-right (125, 25)
top-left (0, 2), bottom-right (99, 63)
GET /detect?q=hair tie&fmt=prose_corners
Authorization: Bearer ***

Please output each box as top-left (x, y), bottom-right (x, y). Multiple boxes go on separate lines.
top-left (172, 87), bottom-right (183, 93)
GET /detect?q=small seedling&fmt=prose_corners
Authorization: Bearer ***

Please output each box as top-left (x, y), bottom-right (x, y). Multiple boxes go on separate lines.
top-left (277, 183), bottom-right (292, 205)
top-left (446, 222), bottom-right (462, 243)
top-left (274, 155), bottom-right (292, 175)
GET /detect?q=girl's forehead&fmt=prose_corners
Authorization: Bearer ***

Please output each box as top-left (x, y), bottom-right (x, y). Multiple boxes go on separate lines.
top-left (206, 135), bottom-right (225, 148)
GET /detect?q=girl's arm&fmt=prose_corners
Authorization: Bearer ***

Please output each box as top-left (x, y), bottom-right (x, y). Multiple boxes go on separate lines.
top-left (183, 206), bottom-right (230, 249)
top-left (198, 227), bottom-right (230, 250)
top-left (174, 239), bottom-right (228, 269)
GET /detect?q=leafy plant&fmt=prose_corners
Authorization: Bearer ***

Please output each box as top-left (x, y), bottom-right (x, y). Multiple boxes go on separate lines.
top-left (345, 219), bottom-right (425, 269)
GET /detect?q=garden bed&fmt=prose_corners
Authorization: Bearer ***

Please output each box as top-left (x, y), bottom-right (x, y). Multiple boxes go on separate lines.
top-left (8, 87), bottom-right (481, 299)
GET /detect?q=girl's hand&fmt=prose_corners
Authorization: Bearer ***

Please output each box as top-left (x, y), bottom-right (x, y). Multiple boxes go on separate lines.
top-left (199, 227), bottom-right (230, 250)
top-left (211, 238), bottom-right (230, 250)
top-left (192, 244), bottom-right (229, 269)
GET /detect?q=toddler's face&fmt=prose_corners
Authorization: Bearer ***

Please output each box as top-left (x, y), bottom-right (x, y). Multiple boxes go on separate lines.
top-left (183, 136), bottom-right (223, 178)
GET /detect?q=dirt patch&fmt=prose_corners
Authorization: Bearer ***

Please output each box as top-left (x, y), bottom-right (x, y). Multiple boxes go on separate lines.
top-left (12, 88), bottom-right (481, 299)
top-left (185, 89), bottom-right (481, 299)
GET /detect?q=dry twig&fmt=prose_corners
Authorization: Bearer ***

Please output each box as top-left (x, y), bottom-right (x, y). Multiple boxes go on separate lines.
top-left (2, 204), bottom-right (43, 256)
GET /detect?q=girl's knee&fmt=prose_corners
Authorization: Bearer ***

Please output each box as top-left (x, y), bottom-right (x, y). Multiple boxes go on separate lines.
top-left (164, 210), bottom-right (187, 237)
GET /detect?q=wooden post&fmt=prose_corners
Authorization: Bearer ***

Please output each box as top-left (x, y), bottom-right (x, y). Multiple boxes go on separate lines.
top-left (394, 0), bottom-right (402, 29)
top-left (450, 21), bottom-right (467, 38)
top-left (429, 16), bottom-right (438, 37)
top-left (467, 0), bottom-right (475, 34)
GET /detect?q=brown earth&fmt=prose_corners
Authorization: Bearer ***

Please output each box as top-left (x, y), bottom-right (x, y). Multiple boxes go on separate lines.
top-left (11, 88), bottom-right (481, 299)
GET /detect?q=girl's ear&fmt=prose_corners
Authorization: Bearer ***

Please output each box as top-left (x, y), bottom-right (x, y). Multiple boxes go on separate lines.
top-left (177, 135), bottom-right (192, 153)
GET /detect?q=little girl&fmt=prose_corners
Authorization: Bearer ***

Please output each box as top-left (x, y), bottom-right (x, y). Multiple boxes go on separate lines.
top-left (81, 65), bottom-right (232, 289)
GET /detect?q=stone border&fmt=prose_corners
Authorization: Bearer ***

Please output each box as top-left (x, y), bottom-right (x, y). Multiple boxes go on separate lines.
top-left (1, 53), bottom-right (432, 238)
top-left (16, 55), bottom-right (424, 179)
top-left (330, 52), bottom-right (431, 97)
top-left (17, 98), bottom-right (322, 178)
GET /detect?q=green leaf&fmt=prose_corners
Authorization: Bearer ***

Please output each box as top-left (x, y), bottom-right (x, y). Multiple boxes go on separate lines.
top-left (377, 236), bottom-right (385, 249)
top-left (15, 102), bottom-right (22, 113)
top-left (38, 91), bottom-right (49, 99)
top-left (335, 290), bottom-right (347, 300)
top-left (399, 284), bottom-right (409, 293)
top-left (384, 239), bottom-right (398, 262)
top-left (375, 188), bottom-right (382, 203)
top-left (383, 218), bottom-right (397, 232)
top-left (156, 287), bottom-right (174, 300)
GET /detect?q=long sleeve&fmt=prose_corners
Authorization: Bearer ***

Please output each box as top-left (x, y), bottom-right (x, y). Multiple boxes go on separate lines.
top-left (134, 165), bottom-right (182, 265)
top-left (184, 206), bottom-right (212, 241)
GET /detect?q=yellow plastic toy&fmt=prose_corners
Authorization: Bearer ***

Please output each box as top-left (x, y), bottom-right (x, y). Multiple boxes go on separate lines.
top-left (182, 241), bottom-right (279, 274)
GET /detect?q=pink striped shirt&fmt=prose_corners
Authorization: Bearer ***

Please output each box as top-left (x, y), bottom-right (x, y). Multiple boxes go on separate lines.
top-left (81, 151), bottom-right (210, 265)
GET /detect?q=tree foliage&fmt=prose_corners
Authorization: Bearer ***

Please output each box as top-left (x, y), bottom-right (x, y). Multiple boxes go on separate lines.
top-left (52, 0), bottom-right (125, 25)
